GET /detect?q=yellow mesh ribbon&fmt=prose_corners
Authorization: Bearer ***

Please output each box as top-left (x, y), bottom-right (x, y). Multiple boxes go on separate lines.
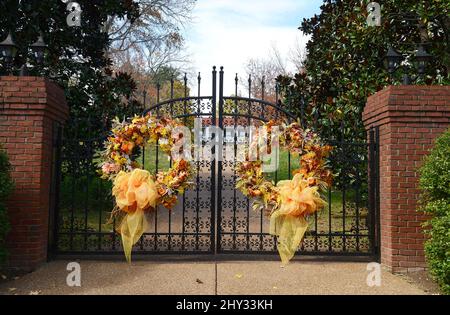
top-left (112, 169), bottom-right (158, 262)
top-left (270, 213), bottom-right (308, 265)
top-left (269, 174), bottom-right (326, 265)
top-left (119, 210), bottom-right (149, 263)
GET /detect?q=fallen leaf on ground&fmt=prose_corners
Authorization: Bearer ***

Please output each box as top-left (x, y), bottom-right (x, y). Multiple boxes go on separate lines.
top-left (196, 279), bottom-right (204, 284)
top-left (29, 290), bottom-right (41, 295)
top-left (8, 288), bottom-right (16, 292)
top-left (235, 274), bottom-right (243, 279)
top-left (1, 274), bottom-right (7, 280)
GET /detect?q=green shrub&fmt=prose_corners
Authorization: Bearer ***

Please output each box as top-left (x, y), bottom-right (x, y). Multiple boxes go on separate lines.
top-left (0, 146), bottom-right (13, 264)
top-left (419, 130), bottom-right (450, 294)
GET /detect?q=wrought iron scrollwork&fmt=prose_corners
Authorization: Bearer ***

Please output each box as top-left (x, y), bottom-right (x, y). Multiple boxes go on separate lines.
top-left (53, 67), bottom-right (379, 258)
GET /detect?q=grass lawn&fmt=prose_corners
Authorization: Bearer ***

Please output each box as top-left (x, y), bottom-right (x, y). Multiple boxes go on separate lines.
top-left (58, 145), bottom-right (369, 235)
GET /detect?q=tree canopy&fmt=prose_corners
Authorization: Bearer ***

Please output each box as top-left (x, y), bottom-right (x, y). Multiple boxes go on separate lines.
top-left (278, 0), bottom-right (450, 141)
top-left (0, 0), bottom-right (195, 140)
top-left (0, 0), bottom-right (141, 137)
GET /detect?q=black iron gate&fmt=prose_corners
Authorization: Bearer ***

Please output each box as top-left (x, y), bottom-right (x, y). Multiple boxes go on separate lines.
top-left (52, 66), bottom-right (380, 259)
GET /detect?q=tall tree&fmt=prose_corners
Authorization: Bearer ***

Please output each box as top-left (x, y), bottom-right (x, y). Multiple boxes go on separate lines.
top-left (0, 0), bottom-right (141, 138)
top-left (243, 45), bottom-right (288, 101)
top-left (106, 0), bottom-right (196, 79)
top-left (278, 0), bottom-right (450, 141)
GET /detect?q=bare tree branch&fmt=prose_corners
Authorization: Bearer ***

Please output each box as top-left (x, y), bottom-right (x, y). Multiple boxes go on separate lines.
top-left (289, 37), bottom-right (307, 73)
top-left (242, 45), bottom-right (289, 100)
top-left (107, 0), bottom-right (196, 79)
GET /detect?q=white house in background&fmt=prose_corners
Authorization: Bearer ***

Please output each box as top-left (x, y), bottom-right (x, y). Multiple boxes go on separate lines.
top-left (200, 127), bottom-right (248, 143)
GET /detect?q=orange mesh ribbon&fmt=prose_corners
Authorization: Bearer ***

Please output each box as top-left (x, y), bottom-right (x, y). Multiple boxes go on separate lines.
top-left (112, 169), bottom-right (158, 262)
top-left (270, 174), bottom-right (326, 265)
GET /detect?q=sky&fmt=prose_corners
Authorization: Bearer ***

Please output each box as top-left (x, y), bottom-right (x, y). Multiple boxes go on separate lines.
top-left (183, 0), bottom-right (323, 95)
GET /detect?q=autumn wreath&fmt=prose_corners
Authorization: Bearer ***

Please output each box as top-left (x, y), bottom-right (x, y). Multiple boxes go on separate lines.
top-left (99, 114), bottom-right (192, 262)
top-left (236, 121), bottom-right (333, 264)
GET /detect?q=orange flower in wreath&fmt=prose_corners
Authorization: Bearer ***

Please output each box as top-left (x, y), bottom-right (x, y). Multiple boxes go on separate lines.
top-left (121, 141), bottom-right (135, 155)
top-left (112, 169), bottom-right (158, 213)
top-left (276, 174), bottom-right (326, 217)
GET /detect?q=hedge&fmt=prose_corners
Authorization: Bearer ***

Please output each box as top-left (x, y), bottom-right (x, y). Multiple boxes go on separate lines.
top-left (419, 129), bottom-right (450, 294)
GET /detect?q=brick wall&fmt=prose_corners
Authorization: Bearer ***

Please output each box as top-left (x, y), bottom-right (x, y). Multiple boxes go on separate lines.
top-left (363, 85), bottom-right (450, 273)
top-left (0, 76), bottom-right (68, 271)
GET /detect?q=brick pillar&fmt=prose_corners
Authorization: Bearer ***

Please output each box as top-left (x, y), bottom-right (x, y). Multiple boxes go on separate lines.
top-left (0, 76), bottom-right (69, 271)
top-left (363, 85), bottom-right (450, 273)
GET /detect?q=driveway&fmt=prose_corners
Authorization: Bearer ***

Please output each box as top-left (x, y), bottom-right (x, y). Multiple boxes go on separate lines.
top-left (0, 260), bottom-right (427, 295)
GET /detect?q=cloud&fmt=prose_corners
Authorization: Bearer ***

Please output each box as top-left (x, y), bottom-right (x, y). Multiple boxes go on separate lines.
top-left (183, 0), bottom-right (322, 95)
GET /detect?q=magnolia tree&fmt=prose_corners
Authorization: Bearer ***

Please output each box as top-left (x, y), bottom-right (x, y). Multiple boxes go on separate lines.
top-left (277, 0), bottom-right (450, 142)
top-left (0, 0), bottom-right (195, 140)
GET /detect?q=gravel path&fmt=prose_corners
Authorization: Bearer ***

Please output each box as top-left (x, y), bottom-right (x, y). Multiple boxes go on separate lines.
top-left (0, 260), bottom-right (426, 295)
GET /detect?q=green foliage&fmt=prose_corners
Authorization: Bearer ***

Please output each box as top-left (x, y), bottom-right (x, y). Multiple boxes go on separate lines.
top-left (0, 146), bottom-right (14, 264)
top-left (0, 0), bottom-right (142, 143)
top-left (278, 0), bottom-right (450, 142)
top-left (419, 131), bottom-right (450, 200)
top-left (419, 130), bottom-right (450, 294)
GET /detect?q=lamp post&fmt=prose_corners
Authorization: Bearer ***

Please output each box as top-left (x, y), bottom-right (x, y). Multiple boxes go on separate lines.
top-left (382, 10), bottom-right (437, 85)
top-left (415, 45), bottom-right (433, 77)
top-left (384, 44), bottom-right (433, 85)
top-left (0, 31), bottom-right (47, 76)
top-left (385, 46), bottom-right (403, 80)
top-left (30, 34), bottom-right (47, 64)
top-left (0, 32), bottom-right (18, 75)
